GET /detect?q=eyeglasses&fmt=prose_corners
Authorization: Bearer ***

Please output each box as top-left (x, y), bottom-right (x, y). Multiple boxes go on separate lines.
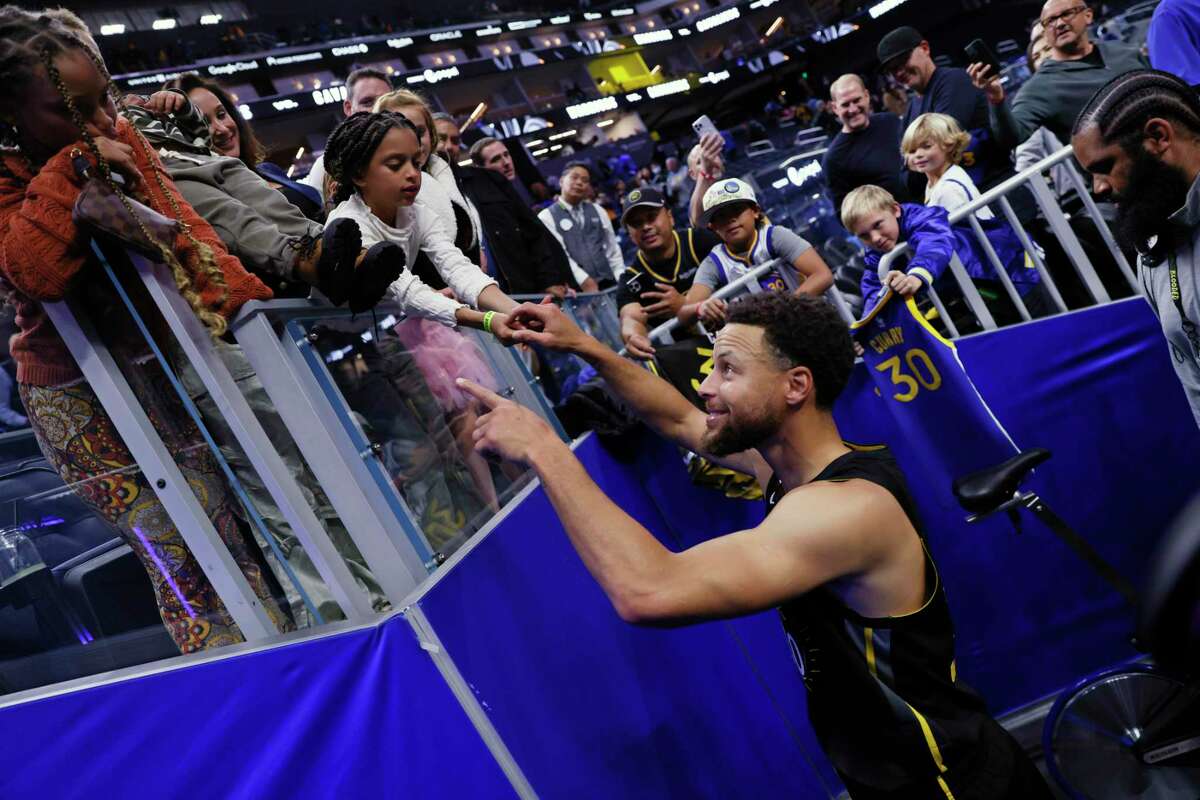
top-left (1039, 5), bottom-right (1087, 29)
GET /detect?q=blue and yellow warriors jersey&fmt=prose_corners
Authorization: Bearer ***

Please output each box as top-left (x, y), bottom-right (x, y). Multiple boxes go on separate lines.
top-left (705, 224), bottom-right (790, 293)
top-left (850, 290), bottom-right (1019, 481)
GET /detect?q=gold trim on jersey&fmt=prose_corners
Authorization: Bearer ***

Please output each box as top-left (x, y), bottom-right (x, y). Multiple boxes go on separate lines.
top-left (906, 701), bottom-right (951, 777)
top-left (850, 288), bottom-right (899, 329)
top-left (905, 296), bottom-right (954, 348)
top-left (844, 440), bottom-right (887, 452)
top-left (864, 627), bottom-right (877, 677)
top-left (636, 231), bottom-right (683, 284)
top-left (686, 228), bottom-right (700, 264)
top-left (722, 226), bottom-right (759, 266)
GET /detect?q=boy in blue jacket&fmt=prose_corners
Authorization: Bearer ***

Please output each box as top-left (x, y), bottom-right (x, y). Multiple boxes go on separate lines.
top-left (841, 185), bottom-right (1049, 324)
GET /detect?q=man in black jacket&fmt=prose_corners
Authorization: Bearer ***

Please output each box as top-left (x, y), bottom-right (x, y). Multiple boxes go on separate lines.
top-left (453, 160), bottom-right (579, 298)
top-left (822, 73), bottom-right (910, 214)
top-left (880, 26), bottom-right (1013, 192)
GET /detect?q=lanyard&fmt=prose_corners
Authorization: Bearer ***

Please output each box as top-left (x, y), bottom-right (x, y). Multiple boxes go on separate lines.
top-left (1168, 251), bottom-right (1200, 358)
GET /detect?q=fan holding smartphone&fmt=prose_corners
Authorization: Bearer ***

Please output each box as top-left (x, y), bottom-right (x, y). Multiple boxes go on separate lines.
top-left (878, 25), bottom-right (1014, 190)
top-left (686, 115), bottom-right (728, 228)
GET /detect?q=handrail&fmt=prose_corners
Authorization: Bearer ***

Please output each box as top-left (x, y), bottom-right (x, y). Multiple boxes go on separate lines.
top-left (646, 262), bottom-right (778, 344)
top-left (877, 144), bottom-right (1080, 275)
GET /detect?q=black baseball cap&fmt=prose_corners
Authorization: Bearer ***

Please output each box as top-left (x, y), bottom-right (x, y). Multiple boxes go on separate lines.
top-left (877, 26), bottom-right (924, 70)
top-left (620, 187), bottom-right (667, 224)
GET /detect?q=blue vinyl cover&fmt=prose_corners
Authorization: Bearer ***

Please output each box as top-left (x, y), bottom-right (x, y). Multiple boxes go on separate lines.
top-left (0, 620), bottom-right (515, 799)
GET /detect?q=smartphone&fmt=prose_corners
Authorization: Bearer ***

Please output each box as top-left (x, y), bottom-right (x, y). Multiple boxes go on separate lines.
top-left (627, 272), bottom-right (659, 305)
top-left (964, 39), bottom-right (1001, 77)
top-left (692, 114), bottom-right (721, 141)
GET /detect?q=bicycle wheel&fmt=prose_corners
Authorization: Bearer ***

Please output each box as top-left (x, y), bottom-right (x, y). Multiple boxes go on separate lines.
top-left (1043, 663), bottom-right (1200, 799)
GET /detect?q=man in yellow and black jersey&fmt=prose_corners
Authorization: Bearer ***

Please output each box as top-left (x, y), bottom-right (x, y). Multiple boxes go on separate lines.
top-left (461, 292), bottom-right (1053, 800)
top-left (616, 187), bottom-right (720, 359)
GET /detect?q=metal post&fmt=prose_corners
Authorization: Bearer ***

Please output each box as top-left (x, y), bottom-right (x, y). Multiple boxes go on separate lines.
top-left (131, 253), bottom-right (377, 620)
top-left (232, 309), bottom-right (429, 602)
top-left (997, 196), bottom-right (1068, 313)
top-left (43, 298), bottom-right (277, 640)
top-left (924, 285), bottom-right (961, 339)
top-left (1026, 173), bottom-right (1111, 304)
top-left (946, 253), bottom-right (999, 330)
top-left (826, 286), bottom-right (856, 326)
top-left (1062, 167), bottom-right (1139, 291)
top-left (966, 215), bottom-right (1031, 322)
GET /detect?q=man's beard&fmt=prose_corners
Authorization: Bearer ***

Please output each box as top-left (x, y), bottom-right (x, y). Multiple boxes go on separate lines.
top-left (1113, 150), bottom-right (1193, 255)
top-left (702, 406), bottom-right (782, 457)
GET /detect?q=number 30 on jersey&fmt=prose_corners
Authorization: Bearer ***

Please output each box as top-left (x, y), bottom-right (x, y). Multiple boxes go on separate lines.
top-left (875, 348), bottom-right (942, 402)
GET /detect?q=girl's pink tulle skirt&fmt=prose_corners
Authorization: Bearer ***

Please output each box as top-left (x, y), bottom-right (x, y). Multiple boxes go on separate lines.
top-left (393, 317), bottom-right (500, 413)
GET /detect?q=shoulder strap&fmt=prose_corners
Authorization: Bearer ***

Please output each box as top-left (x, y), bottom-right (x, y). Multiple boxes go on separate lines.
top-left (762, 224), bottom-right (776, 260)
top-left (944, 177), bottom-right (975, 201)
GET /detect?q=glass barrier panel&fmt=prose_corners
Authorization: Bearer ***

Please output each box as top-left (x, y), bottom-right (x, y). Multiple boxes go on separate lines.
top-left (0, 451), bottom-right (292, 694)
top-left (151, 337), bottom-right (386, 625)
top-left (564, 290), bottom-right (625, 355)
top-left (96, 256), bottom-right (358, 630)
top-left (296, 312), bottom-right (537, 563)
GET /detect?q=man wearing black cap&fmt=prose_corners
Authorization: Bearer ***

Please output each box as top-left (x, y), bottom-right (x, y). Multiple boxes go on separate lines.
top-left (879, 25), bottom-right (1011, 191)
top-left (616, 187), bottom-right (720, 359)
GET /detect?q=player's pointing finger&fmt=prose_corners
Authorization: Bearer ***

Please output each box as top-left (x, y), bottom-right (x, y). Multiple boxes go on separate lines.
top-left (456, 378), bottom-right (506, 409)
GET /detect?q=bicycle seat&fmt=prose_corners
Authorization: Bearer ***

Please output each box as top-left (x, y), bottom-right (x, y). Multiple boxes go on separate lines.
top-left (952, 448), bottom-right (1051, 515)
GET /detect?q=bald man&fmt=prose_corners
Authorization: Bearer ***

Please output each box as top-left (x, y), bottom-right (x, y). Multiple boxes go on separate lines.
top-left (821, 74), bottom-right (910, 212)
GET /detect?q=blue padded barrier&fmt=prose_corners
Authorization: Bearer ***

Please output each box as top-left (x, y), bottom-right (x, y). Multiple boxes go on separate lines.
top-left (0, 620), bottom-right (515, 799)
top-left (414, 437), bottom-right (842, 799)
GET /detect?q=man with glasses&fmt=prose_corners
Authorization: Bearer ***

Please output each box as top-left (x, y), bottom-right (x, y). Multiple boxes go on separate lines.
top-left (969, 0), bottom-right (1148, 149)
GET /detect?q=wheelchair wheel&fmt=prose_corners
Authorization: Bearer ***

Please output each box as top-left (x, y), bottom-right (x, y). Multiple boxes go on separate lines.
top-left (1043, 663), bottom-right (1200, 799)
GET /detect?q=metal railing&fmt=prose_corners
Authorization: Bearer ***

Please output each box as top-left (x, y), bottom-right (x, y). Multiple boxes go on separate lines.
top-left (875, 144), bottom-right (1138, 337)
top-left (645, 259), bottom-right (857, 346)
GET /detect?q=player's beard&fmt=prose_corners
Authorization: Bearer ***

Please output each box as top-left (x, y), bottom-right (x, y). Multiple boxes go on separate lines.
top-left (1113, 149), bottom-right (1193, 255)
top-left (702, 404), bottom-right (783, 457)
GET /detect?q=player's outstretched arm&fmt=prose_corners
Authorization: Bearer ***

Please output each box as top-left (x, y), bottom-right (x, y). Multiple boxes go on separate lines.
top-left (510, 302), bottom-right (708, 452)
top-left (460, 376), bottom-right (895, 624)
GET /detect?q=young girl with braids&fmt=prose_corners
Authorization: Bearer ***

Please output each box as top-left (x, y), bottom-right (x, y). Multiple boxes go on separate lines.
top-left (0, 7), bottom-right (294, 651)
top-left (324, 111), bottom-right (524, 524)
top-left (370, 91), bottom-right (524, 512)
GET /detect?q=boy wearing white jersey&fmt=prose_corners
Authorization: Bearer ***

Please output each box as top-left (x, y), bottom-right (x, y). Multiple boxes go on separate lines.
top-left (678, 179), bottom-right (834, 328)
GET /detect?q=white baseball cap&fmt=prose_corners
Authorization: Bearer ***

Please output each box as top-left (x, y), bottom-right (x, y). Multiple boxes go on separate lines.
top-left (699, 178), bottom-right (759, 225)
